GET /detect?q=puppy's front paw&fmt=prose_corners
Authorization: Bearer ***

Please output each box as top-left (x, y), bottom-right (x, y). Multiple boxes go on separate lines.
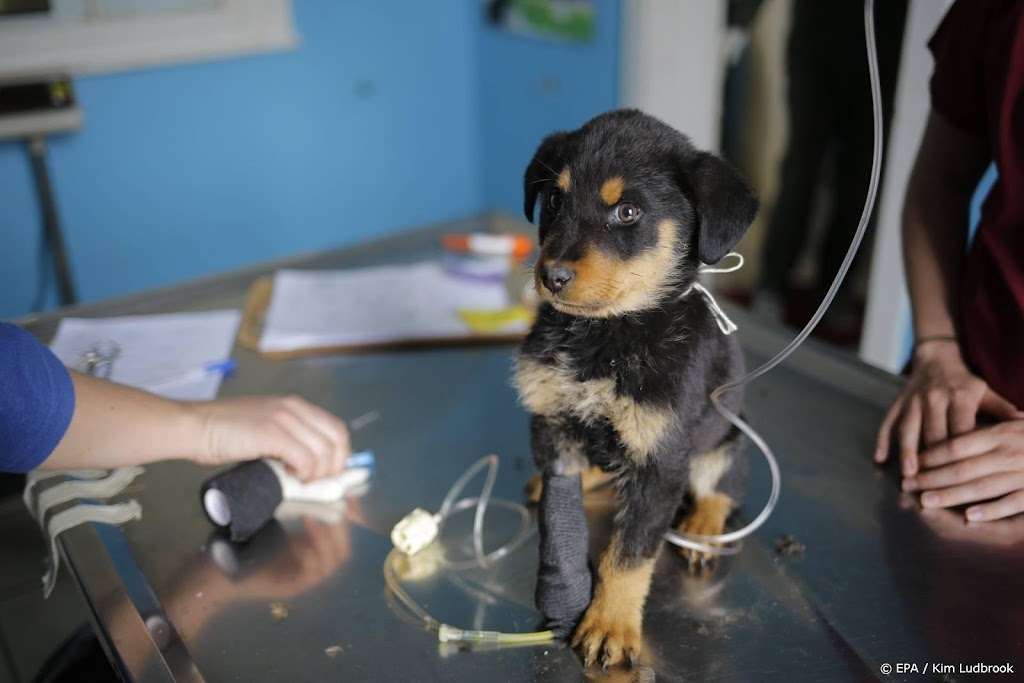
top-left (677, 493), bottom-right (733, 573)
top-left (572, 599), bottom-right (642, 669)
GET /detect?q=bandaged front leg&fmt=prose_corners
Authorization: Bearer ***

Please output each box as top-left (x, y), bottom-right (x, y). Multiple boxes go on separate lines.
top-left (535, 470), bottom-right (592, 639)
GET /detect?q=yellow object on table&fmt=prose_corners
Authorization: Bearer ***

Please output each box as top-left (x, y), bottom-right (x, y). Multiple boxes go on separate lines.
top-left (457, 305), bottom-right (534, 334)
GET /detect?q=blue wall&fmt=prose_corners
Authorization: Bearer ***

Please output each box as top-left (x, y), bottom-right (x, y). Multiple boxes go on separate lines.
top-left (0, 144), bottom-right (53, 315)
top-left (477, 0), bottom-right (620, 216)
top-left (0, 1), bottom-right (483, 319)
top-left (0, 0), bottom-right (621, 320)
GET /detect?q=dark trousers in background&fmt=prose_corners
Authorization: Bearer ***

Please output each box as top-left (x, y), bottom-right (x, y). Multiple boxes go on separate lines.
top-left (759, 0), bottom-right (907, 313)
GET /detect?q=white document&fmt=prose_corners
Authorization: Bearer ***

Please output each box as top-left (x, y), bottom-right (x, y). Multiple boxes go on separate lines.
top-left (49, 310), bottom-right (241, 401)
top-left (260, 263), bottom-right (517, 352)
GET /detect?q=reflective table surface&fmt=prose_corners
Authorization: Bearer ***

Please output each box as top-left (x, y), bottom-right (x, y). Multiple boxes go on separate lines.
top-left (21, 215), bottom-right (1024, 682)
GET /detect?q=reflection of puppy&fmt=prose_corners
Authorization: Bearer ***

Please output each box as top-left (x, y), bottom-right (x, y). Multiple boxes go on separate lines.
top-left (514, 110), bottom-right (757, 667)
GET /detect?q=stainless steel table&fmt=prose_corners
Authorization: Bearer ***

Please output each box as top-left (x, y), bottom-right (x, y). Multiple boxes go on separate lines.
top-left (20, 215), bottom-right (1024, 682)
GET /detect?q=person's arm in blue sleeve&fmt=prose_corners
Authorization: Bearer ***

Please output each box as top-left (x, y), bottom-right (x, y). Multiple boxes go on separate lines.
top-left (0, 322), bottom-right (351, 481)
top-left (0, 323), bottom-right (77, 472)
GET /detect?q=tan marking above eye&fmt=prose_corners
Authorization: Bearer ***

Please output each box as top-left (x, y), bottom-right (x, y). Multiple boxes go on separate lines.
top-left (557, 167), bottom-right (571, 192)
top-left (600, 177), bottom-right (624, 205)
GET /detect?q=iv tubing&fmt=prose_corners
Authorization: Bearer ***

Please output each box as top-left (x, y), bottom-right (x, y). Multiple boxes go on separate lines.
top-left (384, 455), bottom-right (554, 644)
top-left (664, 0), bottom-right (884, 554)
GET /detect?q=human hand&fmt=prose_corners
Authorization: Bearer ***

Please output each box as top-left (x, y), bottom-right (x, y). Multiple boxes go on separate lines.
top-left (188, 395), bottom-right (350, 482)
top-left (874, 341), bottom-right (1023, 476)
top-left (902, 419), bottom-right (1024, 521)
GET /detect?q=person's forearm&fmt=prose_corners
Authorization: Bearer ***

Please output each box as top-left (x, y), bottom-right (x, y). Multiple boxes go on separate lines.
top-left (40, 370), bottom-right (207, 470)
top-left (901, 112), bottom-right (991, 346)
top-left (902, 168), bottom-right (970, 341)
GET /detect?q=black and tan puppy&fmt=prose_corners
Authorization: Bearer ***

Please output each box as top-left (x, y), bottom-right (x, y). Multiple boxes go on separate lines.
top-left (515, 109), bottom-right (757, 667)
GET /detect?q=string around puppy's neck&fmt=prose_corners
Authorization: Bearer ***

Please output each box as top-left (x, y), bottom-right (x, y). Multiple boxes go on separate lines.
top-left (683, 252), bottom-right (744, 335)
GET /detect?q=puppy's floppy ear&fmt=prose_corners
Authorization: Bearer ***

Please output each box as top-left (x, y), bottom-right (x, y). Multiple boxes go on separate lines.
top-left (684, 152), bottom-right (758, 264)
top-left (523, 132), bottom-right (570, 223)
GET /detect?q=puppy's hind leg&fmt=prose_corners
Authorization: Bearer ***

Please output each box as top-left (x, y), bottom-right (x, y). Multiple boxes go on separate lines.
top-left (676, 435), bottom-right (746, 572)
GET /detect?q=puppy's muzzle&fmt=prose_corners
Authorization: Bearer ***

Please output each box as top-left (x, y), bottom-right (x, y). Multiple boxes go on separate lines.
top-left (541, 262), bottom-right (575, 294)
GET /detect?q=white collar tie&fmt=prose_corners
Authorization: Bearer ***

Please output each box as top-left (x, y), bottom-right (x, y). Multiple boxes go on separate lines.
top-left (683, 252), bottom-right (744, 335)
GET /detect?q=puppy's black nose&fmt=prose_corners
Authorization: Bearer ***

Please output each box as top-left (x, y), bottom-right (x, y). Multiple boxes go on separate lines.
top-left (541, 263), bottom-right (575, 293)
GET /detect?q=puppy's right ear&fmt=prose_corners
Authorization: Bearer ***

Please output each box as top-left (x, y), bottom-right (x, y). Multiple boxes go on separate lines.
top-left (682, 152), bottom-right (759, 264)
top-left (523, 132), bottom-right (570, 223)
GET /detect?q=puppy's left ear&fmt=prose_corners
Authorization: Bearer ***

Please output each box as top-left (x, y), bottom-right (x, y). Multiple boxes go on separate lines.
top-left (685, 153), bottom-right (758, 264)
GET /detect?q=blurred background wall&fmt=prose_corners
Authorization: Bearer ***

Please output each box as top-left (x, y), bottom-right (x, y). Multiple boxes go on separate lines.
top-left (0, 0), bottom-right (621, 319)
top-left (1, 0), bottom-right (972, 372)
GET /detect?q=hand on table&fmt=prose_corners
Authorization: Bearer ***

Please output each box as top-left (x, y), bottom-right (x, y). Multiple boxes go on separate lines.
top-left (874, 341), bottom-right (1023, 476)
top-left (188, 395), bottom-right (351, 482)
top-left (901, 419), bottom-right (1024, 521)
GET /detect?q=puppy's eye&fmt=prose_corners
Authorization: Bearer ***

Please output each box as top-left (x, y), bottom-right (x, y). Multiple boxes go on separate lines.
top-left (548, 192), bottom-right (562, 211)
top-left (615, 202), bottom-right (641, 224)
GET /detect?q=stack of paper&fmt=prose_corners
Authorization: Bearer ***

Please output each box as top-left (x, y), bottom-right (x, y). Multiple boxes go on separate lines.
top-left (259, 262), bottom-right (525, 352)
top-left (49, 310), bottom-right (241, 401)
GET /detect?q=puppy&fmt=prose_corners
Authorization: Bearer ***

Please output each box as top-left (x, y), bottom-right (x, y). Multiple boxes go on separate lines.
top-left (514, 109), bottom-right (757, 667)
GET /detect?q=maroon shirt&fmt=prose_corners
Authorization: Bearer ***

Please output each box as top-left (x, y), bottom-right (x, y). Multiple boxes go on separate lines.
top-left (929, 0), bottom-right (1024, 409)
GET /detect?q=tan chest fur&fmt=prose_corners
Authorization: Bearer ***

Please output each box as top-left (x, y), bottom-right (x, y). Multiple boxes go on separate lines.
top-left (514, 355), bottom-right (675, 463)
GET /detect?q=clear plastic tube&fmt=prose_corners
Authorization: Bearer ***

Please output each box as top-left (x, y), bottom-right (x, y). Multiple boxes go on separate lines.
top-left (435, 453), bottom-right (535, 568)
top-left (384, 547), bottom-right (554, 644)
top-left (384, 455), bottom-right (553, 644)
top-left (664, 0), bottom-right (883, 554)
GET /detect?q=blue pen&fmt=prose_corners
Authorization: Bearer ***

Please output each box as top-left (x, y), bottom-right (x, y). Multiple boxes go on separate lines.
top-left (142, 359), bottom-right (237, 391)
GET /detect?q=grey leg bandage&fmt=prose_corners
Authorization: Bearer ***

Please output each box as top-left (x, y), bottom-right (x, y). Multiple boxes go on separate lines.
top-left (535, 472), bottom-right (592, 639)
